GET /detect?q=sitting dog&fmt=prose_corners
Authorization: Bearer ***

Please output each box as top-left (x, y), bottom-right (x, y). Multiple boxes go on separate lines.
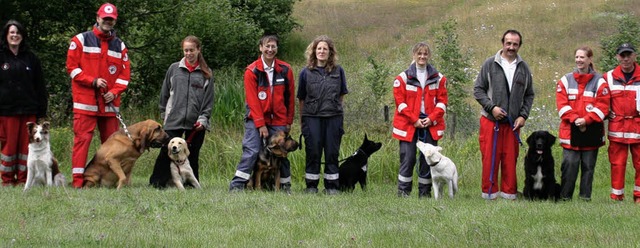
top-left (338, 134), bottom-right (382, 192)
top-left (416, 141), bottom-right (458, 199)
top-left (83, 119), bottom-right (169, 189)
top-left (523, 130), bottom-right (560, 201)
top-left (248, 130), bottom-right (299, 191)
top-left (24, 121), bottom-right (66, 191)
top-left (167, 137), bottom-right (201, 190)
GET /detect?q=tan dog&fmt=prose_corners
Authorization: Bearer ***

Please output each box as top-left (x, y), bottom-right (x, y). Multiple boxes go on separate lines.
top-left (167, 137), bottom-right (201, 190)
top-left (247, 130), bottom-right (299, 191)
top-left (83, 119), bottom-right (169, 189)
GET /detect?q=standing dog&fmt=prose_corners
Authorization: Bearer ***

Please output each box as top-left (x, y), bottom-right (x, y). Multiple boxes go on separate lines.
top-left (24, 121), bottom-right (66, 191)
top-left (167, 137), bottom-right (201, 190)
top-left (248, 130), bottom-right (299, 191)
top-left (416, 141), bottom-right (458, 199)
top-left (338, 134), bottom-right (382, 192)
top-left (83, 119), bottom-right (169, 189)
top-left (523, 130), bottom-right (560, 201)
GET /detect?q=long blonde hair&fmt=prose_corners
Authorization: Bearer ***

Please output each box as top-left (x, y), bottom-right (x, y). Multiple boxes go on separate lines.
top-left (182, 35), bottom-right (212, 79)
top-left (305, 35), bottom-right (338, 72)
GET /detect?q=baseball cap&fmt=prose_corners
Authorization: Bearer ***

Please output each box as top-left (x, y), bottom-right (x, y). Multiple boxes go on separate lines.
top-left (97, 3), bottom-right (118, 20)
top-left (616, 43), bottom-right (635, 55)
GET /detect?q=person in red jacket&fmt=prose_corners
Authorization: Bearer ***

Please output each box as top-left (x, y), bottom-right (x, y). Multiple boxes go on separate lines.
top-left (66, 3), bottom-right (131, 188)
top-left (392, 42), bottom-right (448, 198)
top-left (229, 34), bottom-right (295, 193)
top-left (556, 46), bottom-right (610, 201)
top-left (604, 43), bottom-right (640, 203)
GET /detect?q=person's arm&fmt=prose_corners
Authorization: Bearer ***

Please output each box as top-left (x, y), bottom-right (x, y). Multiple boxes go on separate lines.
top-left (556, 75), bottom-right (579, 124)
top-left (66, 35), bottom-right (94, 87)
top-left (158, 64), bottom-right (174, 121)
top-left (198, 71), bottom-right (215, 130)
top-left (286, 64), bottom-right (296, 126)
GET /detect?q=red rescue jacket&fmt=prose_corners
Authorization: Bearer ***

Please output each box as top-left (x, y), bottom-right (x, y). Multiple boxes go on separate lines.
top-left (392, 63), bottom-right (448, 142)
top-left (556, 70), bottom-right (610, 150)
top-left (604, 63), bottom-right (640, 144)
top-left (66, 26), bottom-right (130, 116)
top-left (243, 56), bottom-right (295, 128)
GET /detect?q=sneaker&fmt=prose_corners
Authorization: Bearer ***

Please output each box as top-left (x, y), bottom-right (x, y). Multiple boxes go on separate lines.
top-left (610, 194), bottom-right (624, 201)
top-left (304, 188), bottom-right (318, 194)
top-left (324, 189), bottom-right (339, 195)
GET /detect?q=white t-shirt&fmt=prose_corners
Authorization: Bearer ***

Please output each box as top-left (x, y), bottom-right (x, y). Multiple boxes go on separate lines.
top-left (500, 56), bottom-right (517, 92)
top-left (417, 66), bottom-right (427, 113)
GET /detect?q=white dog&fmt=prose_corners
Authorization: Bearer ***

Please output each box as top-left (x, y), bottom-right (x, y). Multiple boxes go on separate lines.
top-left (24, 121), bottom-right (66, 191)
top-left (416, 141), bottom-right (458, 199)
top-left (167, 137), bottom-right (201, 190)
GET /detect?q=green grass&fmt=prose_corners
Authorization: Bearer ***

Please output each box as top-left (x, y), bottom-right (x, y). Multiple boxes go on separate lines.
top-left (3, 179), bottom-right (639, 247)
top-left (5, 0), bottom-right (640, 246)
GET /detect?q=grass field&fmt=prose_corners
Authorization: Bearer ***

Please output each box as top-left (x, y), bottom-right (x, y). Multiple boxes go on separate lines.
top-left (3, 0), bottom-right (640, 246)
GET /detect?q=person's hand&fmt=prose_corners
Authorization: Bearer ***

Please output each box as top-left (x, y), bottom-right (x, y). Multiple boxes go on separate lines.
top-left (492, 107), bottom-right (506, 120)
top-left (413, 119), bottom-right (424, 128)
top-left (103, 92), bottom-right (115, 103)
top-left (94, 78), bottom-right (107, 88)
top-left (513, 116), bottom-right (526, 131)
top-left (258, 126), bottom-right (269, 138)
top-left (575, 118), bottom-right (586, 132)
top-left (285, 124), bottom-right (291, 133)
top-left (193, 122), bottom-right (204, 131)
top-left (421, 117), bottom-right (432, 127)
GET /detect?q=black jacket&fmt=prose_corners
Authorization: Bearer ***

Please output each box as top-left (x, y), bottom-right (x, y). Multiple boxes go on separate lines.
top-left (0, 47), bottom-right (47, 118)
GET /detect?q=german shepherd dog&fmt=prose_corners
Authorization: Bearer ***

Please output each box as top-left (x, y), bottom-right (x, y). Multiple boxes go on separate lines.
top-left (248, 130), bottom-right (299, 191)
top-left (338, 134), bottom-right (382, 192)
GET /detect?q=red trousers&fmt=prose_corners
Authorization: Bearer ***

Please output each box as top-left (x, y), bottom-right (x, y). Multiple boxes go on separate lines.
top-left (71, 114), bottom-right (118, 187)
top-left (0, 115), bottom-right (36, 186)
top-left (479, 116), bottom-right (520, 199)
top-left (608, 141), bottom-right (640, 199)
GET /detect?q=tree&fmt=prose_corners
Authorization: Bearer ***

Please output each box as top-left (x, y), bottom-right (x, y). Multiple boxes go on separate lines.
top-left (599, 14), bottom-right (640, 72)
top-left (433, 19), bottom-right (474, 139)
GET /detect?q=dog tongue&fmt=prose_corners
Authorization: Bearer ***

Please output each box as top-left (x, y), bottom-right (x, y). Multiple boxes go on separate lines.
top-left (537, 150), bottom-right (543, 155)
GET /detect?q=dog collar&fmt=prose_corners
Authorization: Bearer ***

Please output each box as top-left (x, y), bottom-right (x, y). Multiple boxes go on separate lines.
top-left (428, 158), bottom-right (441, 167)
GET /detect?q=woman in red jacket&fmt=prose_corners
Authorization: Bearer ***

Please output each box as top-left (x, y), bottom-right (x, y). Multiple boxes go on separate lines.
top-left (392, 42), bottom-right (448, 198)
top-left (555, 46), bottom-right (610, 201)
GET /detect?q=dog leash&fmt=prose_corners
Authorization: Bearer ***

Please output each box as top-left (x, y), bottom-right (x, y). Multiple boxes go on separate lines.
top-left (108, 103), bottom-right (132, 141)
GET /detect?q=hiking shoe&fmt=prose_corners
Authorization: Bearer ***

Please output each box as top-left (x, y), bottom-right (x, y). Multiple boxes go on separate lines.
top-left (281, 184), bottom-right (292, 195)
top-left (304, 188), bottom-right (318, 194)
top-left (229, 186), bottom-right (244, 193)
top-left (397, 190), bottom-right (410, 198)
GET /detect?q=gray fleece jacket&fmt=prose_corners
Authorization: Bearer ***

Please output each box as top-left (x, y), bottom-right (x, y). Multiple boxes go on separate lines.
top-left (159, 58), bottom-right (214, 130)
top-left (473, 50), bottom-right (534, 122)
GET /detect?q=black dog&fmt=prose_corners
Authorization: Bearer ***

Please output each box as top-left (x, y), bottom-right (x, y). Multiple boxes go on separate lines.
top-left (523, 130), bottom-right (560, 201)
top-left (338, 134), bottom-right (382, 192)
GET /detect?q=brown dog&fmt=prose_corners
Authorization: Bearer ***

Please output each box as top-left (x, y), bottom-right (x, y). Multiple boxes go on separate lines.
top-left (83, 119), bottom-right (169, 189)
top-left (247, 130), bottom-right (299, 191)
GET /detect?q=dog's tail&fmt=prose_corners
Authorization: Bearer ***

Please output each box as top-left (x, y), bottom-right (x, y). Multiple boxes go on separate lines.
top-left (54, 173), bottom-right (66, 187)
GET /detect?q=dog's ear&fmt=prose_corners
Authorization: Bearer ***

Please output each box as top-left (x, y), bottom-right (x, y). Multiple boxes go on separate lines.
top-left (436, 146), bottom-right (443, 152)
top-left (526, 132), bottom-right (536, 145)
top-left (26, 122), bottom-right (35, 130)
top-left (42, 121), bottom-right (50, 130)
top-left (183, 141), bottom-right (190, 157)
top-left (364, 133), bottom-right (369, 142)
top-left (546, 132), bottom-right (556, 146)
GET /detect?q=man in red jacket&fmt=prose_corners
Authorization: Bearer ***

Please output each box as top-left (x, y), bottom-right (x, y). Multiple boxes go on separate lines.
top-left (66, 3), bottom-right (131, 188)
top-left (604, 43), bottom-right (640, 203)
